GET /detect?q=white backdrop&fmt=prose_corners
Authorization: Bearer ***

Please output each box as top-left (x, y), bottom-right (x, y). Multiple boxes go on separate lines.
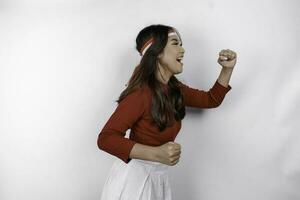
top-left (1, 0), bottom-right (300, 199)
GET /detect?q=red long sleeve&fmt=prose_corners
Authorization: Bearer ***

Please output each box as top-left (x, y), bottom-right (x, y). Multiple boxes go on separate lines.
top-left (97, 88), bottom-right (146, 164)
top-left (179, 79), bottom-right (232, 108)
top-left (97, 80), bottom-right (232, 164)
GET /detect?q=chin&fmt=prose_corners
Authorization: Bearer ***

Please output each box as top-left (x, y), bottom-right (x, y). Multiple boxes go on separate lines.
top-left (174, 69), bottom-right (183, 74)
top-left (169, 63), bottom-right (183, 74)
top-left (178, 66), bottom-right (183, 73)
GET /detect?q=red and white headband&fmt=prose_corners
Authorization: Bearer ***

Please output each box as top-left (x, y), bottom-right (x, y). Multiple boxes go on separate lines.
top-left (139, 30), bottom-right (181, 56)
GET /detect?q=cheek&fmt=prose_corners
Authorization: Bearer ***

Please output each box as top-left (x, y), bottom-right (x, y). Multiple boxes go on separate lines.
top-left (160, 56), bottom-right (174, 66)
top-left (165, 53), bottom-right (176, 64)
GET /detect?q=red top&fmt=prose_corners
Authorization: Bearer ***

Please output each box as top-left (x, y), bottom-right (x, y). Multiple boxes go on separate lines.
top-left (97, 79), bottom-right (232, 163)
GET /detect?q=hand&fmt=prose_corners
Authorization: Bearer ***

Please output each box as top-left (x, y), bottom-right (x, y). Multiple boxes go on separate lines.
top-left (155, 142), bottom-right (181, 166)
top-left (218, 49), bottom-right (237, 69)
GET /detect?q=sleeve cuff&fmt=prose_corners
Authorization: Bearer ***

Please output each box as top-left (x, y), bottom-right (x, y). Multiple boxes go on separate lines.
top-left (215, 79), bottom-right (232, 93)
top-left (120, 140), bottom-right (136, 164)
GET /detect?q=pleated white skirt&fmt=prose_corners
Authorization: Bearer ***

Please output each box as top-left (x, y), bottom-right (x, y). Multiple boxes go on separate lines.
top-left (100, 158), bottom-right (172, 200)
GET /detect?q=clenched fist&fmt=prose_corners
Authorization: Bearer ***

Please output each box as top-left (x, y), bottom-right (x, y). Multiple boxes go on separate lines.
top-left (155, 142), bottom-right (181, 166)
top-left (218, 49), bottom-right (237, 69)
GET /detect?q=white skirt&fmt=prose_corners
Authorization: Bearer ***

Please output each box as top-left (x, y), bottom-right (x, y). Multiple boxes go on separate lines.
top-left (100, 158), bottom-right (172, 200)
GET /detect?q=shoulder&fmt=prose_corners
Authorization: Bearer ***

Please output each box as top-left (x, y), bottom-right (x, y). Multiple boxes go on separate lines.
top-left (120, 85), bottom-right (151, 105)
top-left (177, 80), bottom-right (189, 92)
top-left (176, 79), bottom-right (187, 87)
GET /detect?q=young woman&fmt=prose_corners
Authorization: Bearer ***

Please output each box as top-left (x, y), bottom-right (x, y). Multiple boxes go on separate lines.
top-left (97, 24), bottom-right (236, 200)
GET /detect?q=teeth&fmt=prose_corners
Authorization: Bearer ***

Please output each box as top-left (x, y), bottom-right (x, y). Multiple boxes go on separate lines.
top-left (177, 57), bottom-right (183, 63)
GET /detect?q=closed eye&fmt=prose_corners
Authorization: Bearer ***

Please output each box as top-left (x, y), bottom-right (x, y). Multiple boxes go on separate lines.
top-left (173, 43), bottom-right (182, 46)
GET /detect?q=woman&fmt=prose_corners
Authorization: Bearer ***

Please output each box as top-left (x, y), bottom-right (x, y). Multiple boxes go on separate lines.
top-left (97, 24), bottom-right (236, 199)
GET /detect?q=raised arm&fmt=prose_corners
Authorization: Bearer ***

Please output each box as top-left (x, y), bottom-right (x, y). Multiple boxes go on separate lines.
top-left (179, 79), bottom-right (232, 108)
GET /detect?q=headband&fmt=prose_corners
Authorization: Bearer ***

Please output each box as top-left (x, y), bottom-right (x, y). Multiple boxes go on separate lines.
top-left (139, 31), bottom-right (181, 56)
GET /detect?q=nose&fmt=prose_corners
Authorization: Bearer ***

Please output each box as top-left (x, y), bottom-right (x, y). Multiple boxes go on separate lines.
top-left (180, 46), bottom-right (185, 54)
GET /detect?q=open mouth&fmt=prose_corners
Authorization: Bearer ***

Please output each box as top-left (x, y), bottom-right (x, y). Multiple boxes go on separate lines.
top-left (176, 58), bottom-right (183, 64)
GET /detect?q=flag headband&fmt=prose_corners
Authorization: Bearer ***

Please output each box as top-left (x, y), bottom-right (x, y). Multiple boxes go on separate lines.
top-left (139, 31), bottom-right (181, 56)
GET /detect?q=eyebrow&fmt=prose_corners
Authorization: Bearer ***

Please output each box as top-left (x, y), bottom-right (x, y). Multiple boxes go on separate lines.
top-left (170, 38), bottom-right (182, 44)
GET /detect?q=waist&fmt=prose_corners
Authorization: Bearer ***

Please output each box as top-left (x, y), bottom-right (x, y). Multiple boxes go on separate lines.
top-left (131, 158), bottom-right (169, 172)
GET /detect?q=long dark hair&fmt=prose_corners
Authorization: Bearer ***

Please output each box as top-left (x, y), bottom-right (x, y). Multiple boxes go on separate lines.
top-left (116, 24), bottom-right (185, 131)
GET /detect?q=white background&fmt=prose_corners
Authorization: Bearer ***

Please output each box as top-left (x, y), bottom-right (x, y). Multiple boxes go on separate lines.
top-left (1, 0), bottom-right (299, 199)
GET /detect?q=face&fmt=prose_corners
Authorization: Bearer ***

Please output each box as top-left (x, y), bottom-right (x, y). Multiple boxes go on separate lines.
top-left (157, 34), bottom-right (185, 76)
